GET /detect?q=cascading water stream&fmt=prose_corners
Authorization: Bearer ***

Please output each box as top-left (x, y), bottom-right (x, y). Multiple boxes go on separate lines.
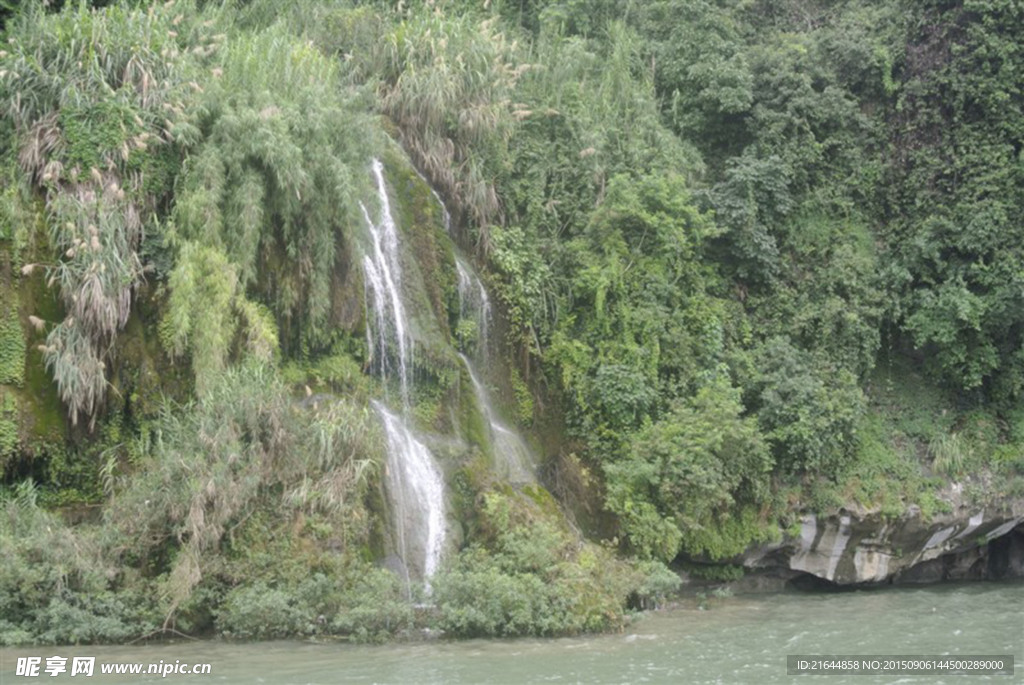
top-left (361, 158), bottom-right (446, 586)
top-left (374, 402), bottom-right (447, 581)
top-left (361, 160), bottom-right (410, 402)
top-left (459, 354), bottom-right (534, 484)
top-left (451, 248), bottom-right (534, 484)
top-left (445, 208), bottom-right (535, 485)
top-left (360, 156), bottom-right (539, 584)
top-left (455, 256), bottom-right (491, 352)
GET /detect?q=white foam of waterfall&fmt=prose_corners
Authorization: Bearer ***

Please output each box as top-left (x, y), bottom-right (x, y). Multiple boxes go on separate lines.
top-left (455, 256), bottom-right (491, 352)
top-left (460, 354), bottom-right (534, 484)
top-left (362, 158), bottom-right (411, 402)
top-left (361, 158), bottom-right (446, 584)
top-left (375, 402), bottom-right (447, 583)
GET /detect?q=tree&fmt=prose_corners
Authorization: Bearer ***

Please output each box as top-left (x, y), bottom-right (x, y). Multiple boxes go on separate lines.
top-left (605, 375), bottom-right (772, 561)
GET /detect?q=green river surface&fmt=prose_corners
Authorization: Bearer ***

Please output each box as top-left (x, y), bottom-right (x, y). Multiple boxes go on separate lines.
top-left (1, 581), bottom-right (1021, 684)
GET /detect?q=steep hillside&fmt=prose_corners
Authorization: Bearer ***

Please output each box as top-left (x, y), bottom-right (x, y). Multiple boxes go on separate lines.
top-left (1, 0), bottom-right (1021, 644)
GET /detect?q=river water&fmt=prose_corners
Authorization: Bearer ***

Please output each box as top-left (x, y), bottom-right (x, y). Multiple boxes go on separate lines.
top-left (2, 581), bottom-right (1020, 684)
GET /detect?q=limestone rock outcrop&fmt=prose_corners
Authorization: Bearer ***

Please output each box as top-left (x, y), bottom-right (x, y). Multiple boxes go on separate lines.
top-left (741, 497), bottom-right (1024, 584)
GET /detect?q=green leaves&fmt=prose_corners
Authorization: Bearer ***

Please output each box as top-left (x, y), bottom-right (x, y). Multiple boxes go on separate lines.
top-left (905, 277), bottom-right (1000, 389)
top-left (885, 0), bottom-right (1024, 398)
top-left (606, 375), bottom-right (772, 561)
top-left (552, 172), bottom-right (722, 446)
top-left (431, 487), bottom-right (652, 637)
top-left (637, 0), bottom-right (753, 154)
top-left (161, 241), bottom-right (237, 388)
top-left (752, 337), bottom-right (864, 474)
top-left (165, 19), bottom-right (378, 365)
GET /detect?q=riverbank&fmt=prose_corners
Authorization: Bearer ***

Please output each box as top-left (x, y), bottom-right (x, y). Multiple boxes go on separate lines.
top-left (2, 581), bottom-right (1019, 684)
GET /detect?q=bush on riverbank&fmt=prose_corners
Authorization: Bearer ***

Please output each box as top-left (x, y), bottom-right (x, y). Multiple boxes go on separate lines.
top-left (0, 482), bottom-right (161, 645)
top-left (431, 488), bottom-right (676, 638)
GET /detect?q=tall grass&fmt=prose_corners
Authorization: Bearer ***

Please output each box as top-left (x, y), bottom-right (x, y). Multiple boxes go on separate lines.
top-left (0, 0), bottom-right (214, 423)
top-left (105, 362), bottom-right (382, 625)
top-left (377, 7), bottom-right (523, 248)
top-left (929, 432), bottom-right (968, 478)
top-left (167, 20), bottom-right (378, 365)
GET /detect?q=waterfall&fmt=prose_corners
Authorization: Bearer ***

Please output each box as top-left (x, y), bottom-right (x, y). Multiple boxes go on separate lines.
top-left (359, 155), bottom-right (541, 584)
top-left (375, 402), bottom-right (446, 582)
top-left (362, 159), bottom-right (411, 401)
top-left (455, 256), bottom-right (491, 353)
top-left (361, 158), bottom-right (446, 584)
top-left (444, 205), bottom-right (534, 485)
top-left (460, 354), bottom-right (534, 484)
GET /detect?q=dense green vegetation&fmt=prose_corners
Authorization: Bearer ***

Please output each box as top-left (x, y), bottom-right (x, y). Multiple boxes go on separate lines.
top-left (1, 0), bottom-right (1021, 644)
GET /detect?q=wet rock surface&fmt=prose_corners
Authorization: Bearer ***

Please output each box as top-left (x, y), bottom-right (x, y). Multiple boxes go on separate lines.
top-left (740, 498), bottom-right (1024, 585)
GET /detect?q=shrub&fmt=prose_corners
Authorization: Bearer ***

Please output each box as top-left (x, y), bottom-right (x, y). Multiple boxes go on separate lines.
top-left (605, 375), bottom-right (773, 561)
top-left (630, 560), bottom-right (682, 610)
top-left (106, 362), bottom-right (381, 624)
top-left (430, 488), bottom-right (671, 638)
top-left (32, 589), bottom-right (158, 646)
top-left (331, 566), bottom-right (414, 643)
top-left (217, 582), bottom-right (314, 640)
top-left (754, 337), bottom-right (864, 473)
top-left (0, 481), bottom-right (159, 645)
top-left (432, 553), bottom-right (556, 637)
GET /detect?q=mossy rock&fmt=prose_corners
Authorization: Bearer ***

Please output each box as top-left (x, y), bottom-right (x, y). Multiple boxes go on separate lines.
top-left (109, 284), bottom-right (192, 421)
top-left (0, 304), bottom-right (24, 388)
top-left (456, 365), bottom-right (491, 459)
top-left (520, 482), bottom-right (562, 520)
top-left (330, 229), bottom-right (367, 338)
top-left (381, 144), bottom-right (457, 353)
top-left (1, 218), bottom-right (67, 473)
top-left (0, 393), bottom-right (18, 461)
top-left (450, 455), bottom-right (493, 540)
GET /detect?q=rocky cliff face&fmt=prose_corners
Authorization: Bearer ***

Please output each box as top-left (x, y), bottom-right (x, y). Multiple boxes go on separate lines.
top-left (741, 497), bottom-right (1024, 585)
